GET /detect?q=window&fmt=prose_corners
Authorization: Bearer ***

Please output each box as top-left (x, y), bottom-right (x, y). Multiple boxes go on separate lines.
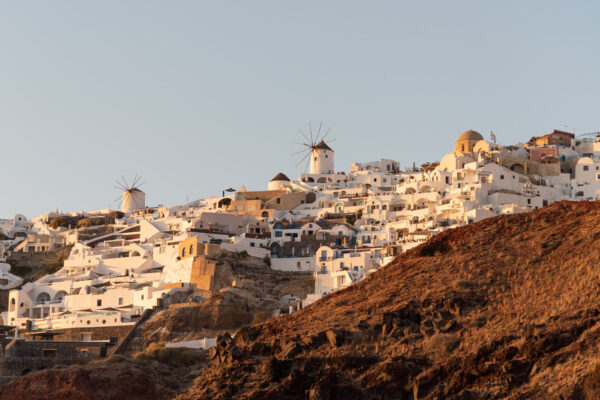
top-left (584, 165), bottom-right (589, 171)
top-left (189, 244), bottom-right (194, 254)
top-left (182, 248), bottom-right (186, 257)
top-left (500, 175), bottom-right (504, 180)
top-left (43, 349), bottom-right (57, 358)
top-left (97, 299), bottom-right (102, 307)
top-left (274, 231), bottom-right (282, 237)
top-left (250, 242), bottom-right (255, 247)
top-left (118, 298), bottom-right (123, 305)
top-left (527, 199), bottom-right (531, 204)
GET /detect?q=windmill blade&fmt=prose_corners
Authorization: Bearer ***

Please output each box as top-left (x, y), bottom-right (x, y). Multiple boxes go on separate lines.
top-left (298, 129), bottom-right (310, 144)
top-left (132, 175), bottom-right (140, 188)
top-left (134, 175), bottom-right (143, 189)
top-left (292, 140), bottom-right (311, 148)
top-left (304, 153), bottom-right (311, 174)
top-left (321, 127), bottom-right (332, 142)
top-left (295, 150), bottom-right (311, 167)
top-left (292, 147), bottom-right (310, 156)
top-left (136, 180), bottom-right (146, 188)
top-left (309, 122), bottom-right (314, 146)
top-left (324, 138), bottom-right (336, 144)
top-left (291, 149), bottom-right (308, 157)
top-left (121, 176), bottom-right (129, 189)
top-left (316, 121), bottom-right (323, 143)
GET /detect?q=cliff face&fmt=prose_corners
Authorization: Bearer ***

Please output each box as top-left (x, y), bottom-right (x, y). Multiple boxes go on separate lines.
top-left (139, 255), bottom-right (315, 347)
top-left (0, 354), bottom-right (201, 400)
top-left (179, 201), bottom-right (600, 400)
top-left (7, 201), bottom-right (600, 399)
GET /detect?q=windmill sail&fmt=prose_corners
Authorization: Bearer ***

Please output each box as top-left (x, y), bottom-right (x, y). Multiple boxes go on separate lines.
top-left (292, 122), bottom-right (335, 175)
top-left (115, 176), bottom-right (146, 213)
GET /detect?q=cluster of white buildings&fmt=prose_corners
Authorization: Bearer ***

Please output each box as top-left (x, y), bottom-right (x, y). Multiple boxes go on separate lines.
top-left (2, 127), bottom-right (600, 331)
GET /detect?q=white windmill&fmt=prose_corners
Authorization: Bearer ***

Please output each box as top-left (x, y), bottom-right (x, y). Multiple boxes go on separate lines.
top-left (115, 175), bottom-right (146, 213)
top-left (293, 122), bottom-right (335, 175)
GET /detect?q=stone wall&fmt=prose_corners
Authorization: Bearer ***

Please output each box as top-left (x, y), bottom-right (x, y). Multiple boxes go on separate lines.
top-left (47, 325), bottom-right (133, 342)
top-left (0, 337), bottom-right (113, 379)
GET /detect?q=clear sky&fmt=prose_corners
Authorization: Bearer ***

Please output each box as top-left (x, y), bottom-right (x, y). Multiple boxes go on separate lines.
top-left (1, 1), bottom-right (599, 218)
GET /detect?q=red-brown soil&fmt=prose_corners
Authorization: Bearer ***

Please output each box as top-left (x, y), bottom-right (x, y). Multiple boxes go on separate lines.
top-left (0, 352), bottom-right (205, 400)
top-left (6, 201), bottom-right (600, 399)
top-left (179, 201), bottom-right (600, 399)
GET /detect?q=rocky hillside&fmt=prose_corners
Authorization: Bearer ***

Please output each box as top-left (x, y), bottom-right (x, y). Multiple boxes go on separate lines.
top-left (138, 254), bottom-right (314, 348)
top-left (6, 201), bottom-right (600, 399)
top-left (0, 348), bottom-right (207, 400)
top-left (179, 201), bottom-right (600, 399)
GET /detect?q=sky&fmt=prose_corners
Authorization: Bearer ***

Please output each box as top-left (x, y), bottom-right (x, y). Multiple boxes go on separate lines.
top-left (1, 1), bottom-right (600, 218)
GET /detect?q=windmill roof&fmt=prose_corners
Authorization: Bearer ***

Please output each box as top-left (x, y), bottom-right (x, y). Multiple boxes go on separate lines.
top-left (270, 173), bottom-right (290, 182)
top-left (314, 140), bottom-right (333, 151)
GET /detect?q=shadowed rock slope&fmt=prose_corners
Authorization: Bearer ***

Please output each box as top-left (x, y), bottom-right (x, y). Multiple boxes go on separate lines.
top-left (179, 201), bottom-right (600, 400)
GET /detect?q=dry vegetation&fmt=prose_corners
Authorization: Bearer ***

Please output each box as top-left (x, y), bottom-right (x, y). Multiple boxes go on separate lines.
top-left (179, 201), bottom-right (600, 399)
top-left (6, 201), bottom-right (600, 399)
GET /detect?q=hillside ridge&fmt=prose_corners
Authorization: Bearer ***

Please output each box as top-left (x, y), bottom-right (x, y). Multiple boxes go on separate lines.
top-left (5, 201), bottom-right (600, 399)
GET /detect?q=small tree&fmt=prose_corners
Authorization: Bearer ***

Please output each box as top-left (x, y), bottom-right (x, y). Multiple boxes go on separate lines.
top-left (252, 310), bottom-right (272, 325)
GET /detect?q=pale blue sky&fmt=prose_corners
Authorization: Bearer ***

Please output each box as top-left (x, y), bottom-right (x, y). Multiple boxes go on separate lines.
top-left (1, 1), bottom-right (599, 218)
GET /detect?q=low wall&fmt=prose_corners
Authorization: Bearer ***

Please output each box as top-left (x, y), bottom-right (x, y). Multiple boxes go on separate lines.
top-left (271, 257), bottom-right (316, 272)
top-left (47, 325), bottom-right (133, 342)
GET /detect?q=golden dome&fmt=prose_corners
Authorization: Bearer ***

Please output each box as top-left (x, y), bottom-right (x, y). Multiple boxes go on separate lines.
top-left (457, 129), bottom-right (484, 142)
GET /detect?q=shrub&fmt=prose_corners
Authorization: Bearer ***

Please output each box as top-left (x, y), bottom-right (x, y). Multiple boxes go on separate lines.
top-left (40, 260), bottom-right (63, 277)
top-left (11, 265), bottom-right (32, 278)
top-left (49, 216), bottom-right (80, 229)
top-left (134, 344), bottom-right (202, 367)
top-left (252, 310), bottom-right (273, 325)
top-left (424, 333), bottom-right (461, 361)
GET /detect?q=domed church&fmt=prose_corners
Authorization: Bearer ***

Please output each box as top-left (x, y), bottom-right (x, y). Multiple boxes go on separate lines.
top-left (455, 129), bottom-right (484, 153)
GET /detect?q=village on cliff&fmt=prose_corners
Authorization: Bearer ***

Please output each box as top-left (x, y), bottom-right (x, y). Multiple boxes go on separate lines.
top-left (0, 127), bottom-right (597, 354)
